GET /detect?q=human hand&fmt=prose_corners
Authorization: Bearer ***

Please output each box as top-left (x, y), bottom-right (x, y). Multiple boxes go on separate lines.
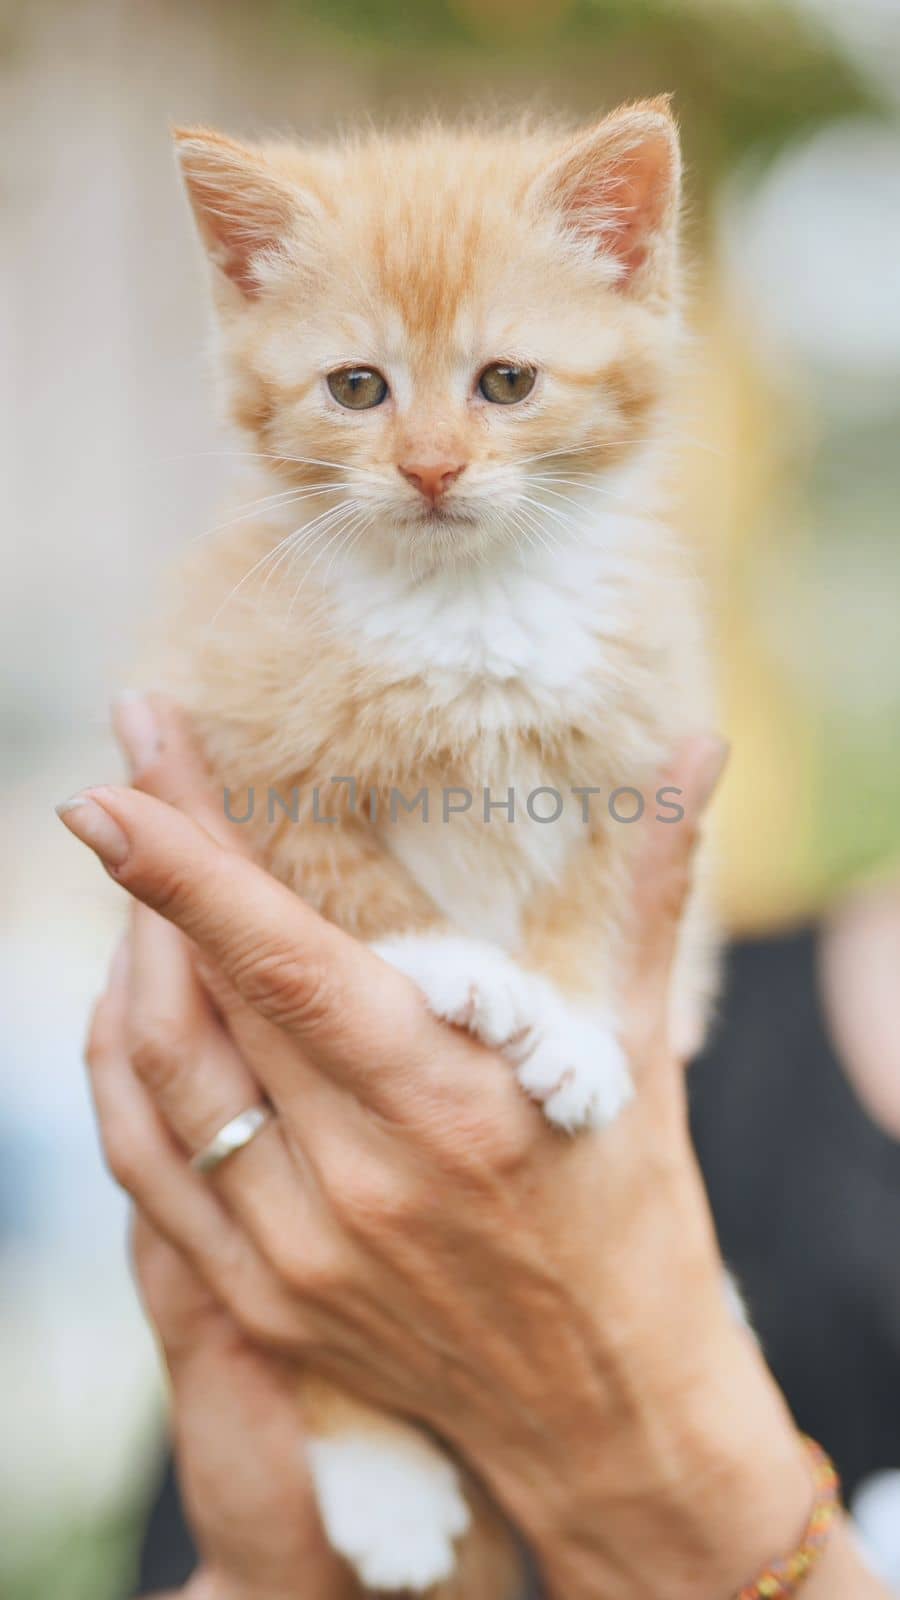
top-left (124, 1196), bottom-right (361, 1600)
top-left (68, 699), bottom-right (814, 1600)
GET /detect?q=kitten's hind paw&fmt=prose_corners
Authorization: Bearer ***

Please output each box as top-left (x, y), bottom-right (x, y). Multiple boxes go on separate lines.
top-left (306, 1427), bottom-right (469, 1592)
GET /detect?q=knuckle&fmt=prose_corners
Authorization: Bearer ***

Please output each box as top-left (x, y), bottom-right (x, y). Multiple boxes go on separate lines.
top-left (262, 1225), bottom-right (346, 1304)
top-left (452, 1108), bottom-right (537, 1185)
top-left (186, 1242), bottom-right (286, 1349)
top-left (139, 848), bottom-right (229, 937)
top-left (261, 1227), bottom-right (312, 1292)
top-left (336, 1161), bottom-right (416, 1235)
top-left (231, 940), bottom-right (336, 1034)
top-left (234, 1295), bottom-right (284, 1348)
top-left (238, 1293), bottom-right (309, 1355)
top-left (141, 856), bottom-right (198, 923)
top-left (431, 1074), bottom-right (538, 1178)
top-left (481, 1108), bottom-right (539, 1176)
top-left (102, 1128), bottom-right (146, 1196)
top-left (296, 1239), bottom-right (348, 1305)
top-left (129, 1020), bottom-right (190, 1094)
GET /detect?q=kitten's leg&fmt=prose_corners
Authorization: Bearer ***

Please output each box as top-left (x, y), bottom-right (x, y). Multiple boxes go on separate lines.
top-left (430, 1474), bottom-right (526, 1600)
top-left (373, 931), bottom-right (632, 1133)
top-left (299, 1376), bottom-right (521, 1594)
top-left (270, 814), bottom-right (621, 1127)
top-left (518, 827), bottom-right (718, 1129)
top-left (262, 830), bottom-right (472, 1592)
top-left (265, 827), bottom-right (527, 1591)
top-left (373, 833), bottom-right (633, 1133)
top-left (267, 812), bottom-right (631, 1128)
top-left (375, 829), bottom-right (715, 1134)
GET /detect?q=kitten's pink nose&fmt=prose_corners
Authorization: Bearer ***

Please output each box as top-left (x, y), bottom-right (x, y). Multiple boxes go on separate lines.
top-left (399, 462), bottom-right (466, 504)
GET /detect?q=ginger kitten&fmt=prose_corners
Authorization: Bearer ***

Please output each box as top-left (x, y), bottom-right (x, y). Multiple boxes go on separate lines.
top-left (158, 102), bottom-right (716, 1596)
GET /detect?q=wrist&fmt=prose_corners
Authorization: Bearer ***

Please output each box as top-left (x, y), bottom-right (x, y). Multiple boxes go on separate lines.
top-left (802, 1515), bottom-right (889, 1598)
top-left (507, 1327), bottom-right (816, 1600)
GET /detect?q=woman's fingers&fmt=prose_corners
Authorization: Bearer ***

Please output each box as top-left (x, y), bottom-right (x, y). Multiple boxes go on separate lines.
top-left (130, 1227), bottom-right (358, 1600)
top-left (85, 945), bottom-right (311, 1351)
top-left (131, 1209), bottom-right (228, 1358)
top-left (60, 784), bottom-right (439, 1118)
top-left (127, 900), bottom-right (263, 1151)
top-left (113, 692), bottom-right (241, 848)
top-left (624, 734), bottom-right (728, 1054)
top-left (126, 901), bottom-right (335, 1291)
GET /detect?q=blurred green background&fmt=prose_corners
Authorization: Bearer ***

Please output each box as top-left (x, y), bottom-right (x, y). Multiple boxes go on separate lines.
top-left (1, 1), bottom-right (898, 1596)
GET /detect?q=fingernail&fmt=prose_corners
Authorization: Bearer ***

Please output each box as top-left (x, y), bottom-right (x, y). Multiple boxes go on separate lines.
top-left (56, 791), bottom-right (130, 869)
top-left (112, 691), bottom-right (160, 778)
top-left (695, 735), bottom-right (730, 809)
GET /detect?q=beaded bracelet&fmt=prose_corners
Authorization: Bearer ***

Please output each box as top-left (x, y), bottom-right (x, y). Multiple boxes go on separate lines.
top-left (736, 1436), bottom-right (841, 1599)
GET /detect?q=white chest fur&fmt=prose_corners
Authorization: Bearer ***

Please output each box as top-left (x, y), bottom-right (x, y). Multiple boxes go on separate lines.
top-left (339, 528), bottom-right (625, 949)
top-left (323, 502), bottom-right (665, 949)
top-left (376, 793), bottom-right (585, 949)
top-left (328, 509), bottom-right (639, 729)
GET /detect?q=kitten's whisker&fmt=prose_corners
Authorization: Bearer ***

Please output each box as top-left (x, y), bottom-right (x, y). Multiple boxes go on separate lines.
top-left (514, 444), bottom-right (601, 468)
top-left (189, 484), bottom-right (347, 546)
top-left (508, 509), bottom-right (544, 564)
top-left (515, 429), bottom-right (719, 470)
top-left (513, 499), bottom-right (562, 557)
top-left (261, 501), bottom-right (356, 591)
top-left (206, 532), bottom-right (308, 625)
top-left (516, 494), bottom-right (578, 543)
top-left (614, 432), bottom-right (723, 458)
top-left (281, 501), bottom-right (361, 570)
top-left (518, 488), bottom-right (580, 521)
top-left (322, 506), bottom-right (369, 587)
top-left (528, 473), bottom-right (623, 499)
top-left (165, 448), bottom-right (367, 476)
top-left (527, 474), bottom-right (664, 519)
top-left (337, 512), bottom-right (375, 572)
top-left (524, 482), bottom-right (615, 520)
top-left (206, 497), bottom-right (358, 622)
top-left (530, 482), bottom-right (670, 535)
top-left (287, 503), bottom-right (365, 612)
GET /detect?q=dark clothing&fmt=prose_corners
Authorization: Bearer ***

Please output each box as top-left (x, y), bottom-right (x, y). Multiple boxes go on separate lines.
top-left (690, 927), bottom-right (900, 1499)
top-left (134, 1458), bottom-right (195, 1596)
top-left (133, 928), bottom-right (900, 1594)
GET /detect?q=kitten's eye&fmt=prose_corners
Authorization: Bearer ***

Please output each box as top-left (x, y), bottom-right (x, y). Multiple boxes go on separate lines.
top-left (478, 363), bottom-right (537, 405)
top-left (327, 367), bottom-right (389, 410)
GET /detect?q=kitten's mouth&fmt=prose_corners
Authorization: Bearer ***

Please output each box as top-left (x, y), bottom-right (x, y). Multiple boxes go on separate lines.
top-left (406, 502), bottom-right (479, 530)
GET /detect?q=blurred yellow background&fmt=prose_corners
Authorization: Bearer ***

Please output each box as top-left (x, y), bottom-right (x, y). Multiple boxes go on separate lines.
top-left (1, 1), bottom-right (899, 1596)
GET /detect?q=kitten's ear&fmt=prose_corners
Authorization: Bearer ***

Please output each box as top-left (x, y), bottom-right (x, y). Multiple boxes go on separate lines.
top-left (534, 99), bottom-right (681, 302)
top-left (173, 126), bottom-right (306, 299)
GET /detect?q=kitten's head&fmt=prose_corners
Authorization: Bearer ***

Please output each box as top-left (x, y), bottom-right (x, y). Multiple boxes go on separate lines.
top-left (176, 104), bottom-right (681, 570)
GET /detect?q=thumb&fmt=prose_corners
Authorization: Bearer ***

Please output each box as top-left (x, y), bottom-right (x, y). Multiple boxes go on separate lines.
top-left (624, 734), bottom-right (729, 1059)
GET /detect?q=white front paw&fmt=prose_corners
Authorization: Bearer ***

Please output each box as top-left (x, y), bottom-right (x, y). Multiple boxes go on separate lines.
top-left (372, 934), bottom-right (534, 1048)
top-left (306, 1429), bottom-right (469, 1592)
top-left (513, 999), bottom-right (633, 1132)
top-left (373, 934), bottom-right (632, 1134)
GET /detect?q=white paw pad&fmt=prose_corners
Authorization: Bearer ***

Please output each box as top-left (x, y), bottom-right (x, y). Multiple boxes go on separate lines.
top-left (372, 934), bottom-right (534, 1049)
top-left (373, 934), bottom-right (632, 1133)
top-left (306, 1429), bottom-right (470, 1592)
top-left (512, 999), bottom-right (633, 1132)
